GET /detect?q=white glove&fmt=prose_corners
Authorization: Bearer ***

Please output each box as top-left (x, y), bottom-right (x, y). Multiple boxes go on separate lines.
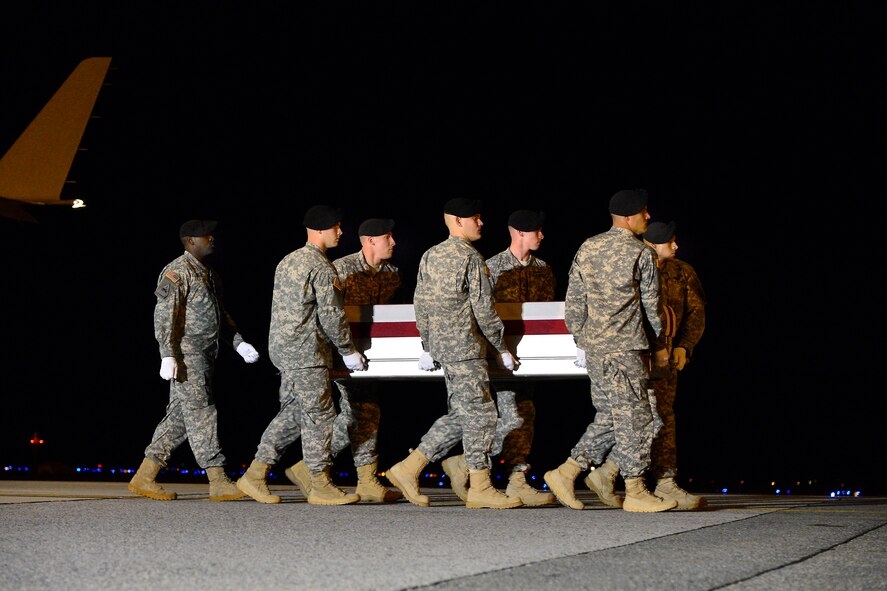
top-left (418, 351), bottom-right (440, 371)
top-left (499, 351), bottom-right (519, 371)
top-left (159, 357), bottom-right (178, 380)
top-left (574, 348), bottom-right (587, 369)
top-left (672, 347), bottom-right (688, 371)
top-left (342, 351), bottom-right (367, 371)
top-left (237, 342), bottom-right (260, 363)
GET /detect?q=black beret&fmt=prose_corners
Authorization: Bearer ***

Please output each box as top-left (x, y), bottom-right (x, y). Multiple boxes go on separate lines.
top-left (508, 209), bottom-right (545, 232)
top-left (303, 204), bottom-right (343, 230)
top-left (358, 218), bottom-right (395, 236)
top-left (444, 197), bottom-right (482, 217)
top-left (643, 221), bottom-right (676, 244)
top-left (608, 189), bottom-right (649, 216)
top-left (179, 219), bottom-right (217, 238)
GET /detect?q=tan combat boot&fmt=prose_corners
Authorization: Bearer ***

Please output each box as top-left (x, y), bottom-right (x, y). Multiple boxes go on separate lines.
top-left (544, 457), bottom-right (584, 509)
top-left (207, 467), bottom-right (246, 501)
top-left (505, 471), bottom-right (555, 506)
top-left (466, 469), bottom-right (523, 509)
top-left (356, 462), bottom-right (403, 503)
top-left (128, 458), bottom-right (177, 501)
top-left (623, 477), bottom-right (677, 512)
top-left (385, 449), bottom-right (431, 507)
top-left (236, 459), bottom-right (281, 504)
top-left (583, 460), bottom-right (623, 508)
top-left (441, 454), bottom-right (469, 502)
top-left (306, 468), bottom-right (360, 505)
top-left (654, 477), bottom-right (707, 510)
top-left (284, 459), bottom-right (312, 496)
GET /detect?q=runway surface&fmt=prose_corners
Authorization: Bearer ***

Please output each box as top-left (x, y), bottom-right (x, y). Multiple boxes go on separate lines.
top-left (2, 480), bottom-right (886, 590)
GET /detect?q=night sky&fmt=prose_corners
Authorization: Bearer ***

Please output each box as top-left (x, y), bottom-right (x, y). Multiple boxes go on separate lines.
top-left (1, 4), bottom-right (883, 493)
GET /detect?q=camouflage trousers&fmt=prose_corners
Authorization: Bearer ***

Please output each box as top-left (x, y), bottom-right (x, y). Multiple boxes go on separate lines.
top-left (490, 382), bottom-right (536, 473)
top-left (648, 364), bottom-right (678, 479)
top-left (145, 360), bottom-right (225, 469)
top-left (417, 358), bottom-right (497, 470)
top-left (331, 378), bottom-right (381, 468)
top-left (571, 350), bottom-right (656, 478)
top-left (254, 367), bottom-right (336, 473)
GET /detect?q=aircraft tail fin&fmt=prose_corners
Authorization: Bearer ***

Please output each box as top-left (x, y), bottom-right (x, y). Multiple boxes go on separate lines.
top-left (0, 57), bottom-right (112, 216)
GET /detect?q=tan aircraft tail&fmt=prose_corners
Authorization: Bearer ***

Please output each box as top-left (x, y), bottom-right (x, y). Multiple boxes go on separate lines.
top-left (0, 57), bottom-right (112, 222)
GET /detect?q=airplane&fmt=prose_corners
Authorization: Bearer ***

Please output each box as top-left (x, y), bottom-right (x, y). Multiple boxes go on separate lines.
top-left (0, 57), bottom-right (112, 223)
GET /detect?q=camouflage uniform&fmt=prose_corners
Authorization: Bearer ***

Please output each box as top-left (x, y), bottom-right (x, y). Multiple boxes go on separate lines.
top-left (145, 251), bottom-right (245, 469)
top-left (564, 226), bottom-right (665, 479)
top-left (485, 249), bottom-right (556, 473)
top-left (254, 243), bottom-right (357, 473)
top-left (329, 250), bottom-right (402, 467)
top-left (648, 257), bottom-right (706, 479)
top-left (414, 236), bottom-right (508, 470)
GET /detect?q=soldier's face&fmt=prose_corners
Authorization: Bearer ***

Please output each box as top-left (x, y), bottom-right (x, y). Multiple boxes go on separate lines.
top-left (190, 235), bottom-right (214, 258)
top-left (627, 208), bottom-right (650, 236)
top-left (371, 233), bottom-right (395, 259)
top-left (323, 224), bottom-right (342, 248)
top-left (522, 229), bottom-right (543, 251)
top-left (461, 215), bottom-right (483, 241)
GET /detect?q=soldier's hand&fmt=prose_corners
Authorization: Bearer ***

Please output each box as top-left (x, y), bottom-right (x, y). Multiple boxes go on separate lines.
top-left (574, 348), bottom-right (587, 369)
top-left (654, 347), bottom-right (670, 368)
top-left (236, 342), bottom-right (260, 363)
top-left (672, 347), bottom-right (688, 371)
top-left (418, 351), bottom-right (440, 371)
top-left (159, 357), bottom-right (178, 380)
top-left (499, 351), bottom-right (519, 371)
top-left (342, 351), bottom-right (367, 371)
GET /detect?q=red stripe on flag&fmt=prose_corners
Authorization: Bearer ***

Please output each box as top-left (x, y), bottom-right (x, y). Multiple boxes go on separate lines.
top-left (349, 319), bottom-right (570, 338)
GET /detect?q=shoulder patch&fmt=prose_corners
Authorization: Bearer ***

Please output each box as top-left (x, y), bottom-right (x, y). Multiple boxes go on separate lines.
top-left (333, 276), bottom-right (344, 291)
top-left (483, 265), bottom-right (491, 277)
top-left (165, 270), bottom-right (180, 283)
top-left (154, 282), bottom-right (172, 299)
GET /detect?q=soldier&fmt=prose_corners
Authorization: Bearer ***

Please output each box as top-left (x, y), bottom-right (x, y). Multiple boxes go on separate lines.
top-left (236, 205), bottom-right (366, 505)
top-left (385, 197), bottom-right (522, 509)
top-left (129, 219), bottom-right (260, 502)
top-left (440, 209), bottom-right (556, 506)
top-left (544, 189), bottom-right (677, 512)
top-left (283, 218), bottom-right (403, 503)
top-left (641, 220), bottom-right (707, 509)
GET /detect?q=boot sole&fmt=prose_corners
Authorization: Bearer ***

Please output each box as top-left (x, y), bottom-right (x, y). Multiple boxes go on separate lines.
top-left (307, 496), bottom-right (361, 506)
top-left (128, 483), bottom-right (176, 501)
top-left (465, 501), bottom-right (522, 509)
top-left (386, 466), bottom-right (430, 507)
top-left (209, 491), bottom-right (246, 501)
top-left (543, 471), bottom-right (584, 510)
top-left (513, 495), bottom-right (557, 507)
top-left (623, 499), bottom-right (678, 512)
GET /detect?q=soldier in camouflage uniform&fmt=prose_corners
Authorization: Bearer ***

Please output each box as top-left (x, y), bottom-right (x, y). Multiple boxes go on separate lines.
top-left (440, 209), bottom-right (556, 506)
top-left (236, 205), bottom-right (366, 506)
top-left (129, 219), bottom-right (260, 502)
top-left (544, 189), bottom-right (677, 512)
top-left (641, 221), bottom-right (707, 509)
top-left (386, 197), bottom-right (522, 509)
top-left (282, 218), bottom-right (403, 503)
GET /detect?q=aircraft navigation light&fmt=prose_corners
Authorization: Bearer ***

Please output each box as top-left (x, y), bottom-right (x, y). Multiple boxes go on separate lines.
top-left (72, 199), bottom-right (85, 208)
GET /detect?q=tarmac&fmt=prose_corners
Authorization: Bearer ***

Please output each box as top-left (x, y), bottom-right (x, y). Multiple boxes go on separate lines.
top-left (1, 480), bottom-right (886, 591)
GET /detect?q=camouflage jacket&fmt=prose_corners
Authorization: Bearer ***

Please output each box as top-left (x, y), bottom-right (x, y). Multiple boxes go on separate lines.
top-left (485, 248), bottom-right (556, 302)
top-left (660, 257), bottom-right (706, 358)
top-left (564, 226), bottom-right (664, 354)
top-left (414, 235), bottom-right (507, 363)
top-left (332, 250), bottom-right (403, 305)
top-left (153, 251), bottom-right (244, 366)
top-left (268, 242), bottom-right (355, 371)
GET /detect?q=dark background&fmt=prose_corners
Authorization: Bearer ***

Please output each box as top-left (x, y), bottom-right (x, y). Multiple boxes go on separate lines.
top-left (1, 4), bottom-right (883, 494)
